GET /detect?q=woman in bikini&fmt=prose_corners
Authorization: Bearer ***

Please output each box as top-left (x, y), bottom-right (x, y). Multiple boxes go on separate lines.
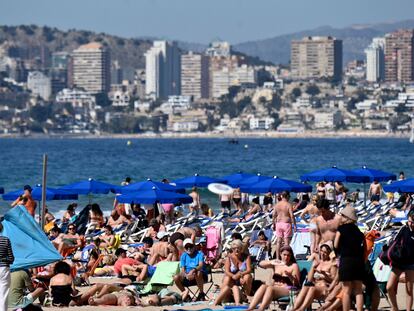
top-left (214, 239), bottom-right (253, 305)
top-left (247, 246), bottom-right (300, 311)
top-left (293, 244), bottom-right (337, 311)
top-left (300, 195), bottom-right (320, 254)
top-left (232, 187), bottom-right (242, 211)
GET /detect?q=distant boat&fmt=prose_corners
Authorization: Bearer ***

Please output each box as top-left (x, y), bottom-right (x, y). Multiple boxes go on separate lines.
top-left (228, 138), bottom-right (239, 144)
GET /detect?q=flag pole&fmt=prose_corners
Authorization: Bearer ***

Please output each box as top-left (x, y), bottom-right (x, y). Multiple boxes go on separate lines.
top-left (40, 154), bottom-right (48, 229)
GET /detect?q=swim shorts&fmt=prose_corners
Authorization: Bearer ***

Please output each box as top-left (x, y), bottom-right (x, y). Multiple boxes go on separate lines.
top-left (221, 201), bottom-right (231, 209)
top-left (275, 222), bottom-right (292, 238)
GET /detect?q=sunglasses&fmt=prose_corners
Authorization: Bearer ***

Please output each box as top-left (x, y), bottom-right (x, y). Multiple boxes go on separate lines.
top-left (68, 227), bottom-right (76, 230)
top-left (185, 244), bottom-right (194, 249)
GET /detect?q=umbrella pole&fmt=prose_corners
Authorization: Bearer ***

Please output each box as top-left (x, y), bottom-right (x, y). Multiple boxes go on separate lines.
top-left (363, 183), bottom-right (366, 208)
top-left (40, 154), bottom-right (48, 229)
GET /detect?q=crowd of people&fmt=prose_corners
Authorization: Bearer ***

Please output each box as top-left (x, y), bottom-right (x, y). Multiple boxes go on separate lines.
top-left (0, 175), bottom-right (414, 311)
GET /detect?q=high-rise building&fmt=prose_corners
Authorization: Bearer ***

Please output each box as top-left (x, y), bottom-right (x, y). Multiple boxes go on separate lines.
top-left (212, 64), bottom-right (256, 98)
top-left (291, 36), bottom-right (342, 80)
top-left (206, 41), bottom-right (231, 57)
top-left (385, 29), bottom-right (414, 83)
top-left (181, 52), bottom-right (209, 99)
top-left (145, 41), bottom-right (181, 99)
top-left (72, 42), bottom-right (110, 94)
top-left (27, 71), bottom-right (51, 100)
top-left (365, 38), bottom-right (385, 82)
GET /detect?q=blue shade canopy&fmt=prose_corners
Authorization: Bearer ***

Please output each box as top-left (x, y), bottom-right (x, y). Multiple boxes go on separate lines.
top-left (238, 173), bottom-right (272, 186)
top-left (118, 178), bottom-right (184, 193)
top-left (59, 178), bottom-right (117, 195)
top-left (2, 185), bottom-right (78, 201)
top-left (300, 167), bottom-right (369, 183)
top-left (0, 187), bottom-right (4, 194)
top-left (383, 178), bottom-right (414, 193)
top-left (172, 174), bottom-right (225, 188)
top-left (116, 187), bottom-right (193, 204)
top-left (350, 166), bottom-right (397, 182)
top-left (220, 172), bottom-right (257, 187)
top-left (1, 205), bottom-right (62, 271)
top-left (241, 176), bottom-right (313, 194)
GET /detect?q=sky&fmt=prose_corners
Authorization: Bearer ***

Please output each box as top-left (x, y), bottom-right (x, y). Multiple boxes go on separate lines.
top-left (1, 0), bottom-right (414, 44)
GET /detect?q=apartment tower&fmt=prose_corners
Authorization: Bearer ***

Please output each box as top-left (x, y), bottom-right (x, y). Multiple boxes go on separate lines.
top-left (181, 52), bottom-right (209, 99)
top-left (385, 29), bottom-right (414, 83)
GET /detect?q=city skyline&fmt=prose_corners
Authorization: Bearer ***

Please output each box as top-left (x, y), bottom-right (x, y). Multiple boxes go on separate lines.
top-left (1, 0), bottom-right (414, 44)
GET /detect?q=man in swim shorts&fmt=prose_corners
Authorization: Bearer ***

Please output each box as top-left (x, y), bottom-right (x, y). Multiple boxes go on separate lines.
top-left (273, 191), bottom-right (296, 259)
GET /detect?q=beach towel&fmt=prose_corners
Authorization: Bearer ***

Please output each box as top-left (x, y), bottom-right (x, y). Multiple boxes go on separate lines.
top-left (206, 226), bottom-right (221, 260)
top-left (290, 231), bottom-right (311, 257)
top-left (373, 258), bottom-right (391, 283)
top-left (141, 261), bottom-right (180, 294)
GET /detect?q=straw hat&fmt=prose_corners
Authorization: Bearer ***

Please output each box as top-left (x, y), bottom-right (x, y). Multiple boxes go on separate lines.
top-left (340, 205), bottom-right (357, 222)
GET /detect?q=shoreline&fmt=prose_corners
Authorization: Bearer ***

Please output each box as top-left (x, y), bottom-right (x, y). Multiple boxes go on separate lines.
top-left (0, 130), bottom-right (411, 139)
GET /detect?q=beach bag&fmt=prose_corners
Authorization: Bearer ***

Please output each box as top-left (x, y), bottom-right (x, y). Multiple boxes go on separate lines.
top-left (379, 228), bottom-right (404, 266)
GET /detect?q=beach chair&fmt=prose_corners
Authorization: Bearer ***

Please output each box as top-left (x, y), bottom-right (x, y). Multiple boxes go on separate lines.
top-left (372, 257), bottom-right (392, 307)
top-left (183, 264), bottom-right (216, 301)
top-left (249, 228), bottom-right (274, 263)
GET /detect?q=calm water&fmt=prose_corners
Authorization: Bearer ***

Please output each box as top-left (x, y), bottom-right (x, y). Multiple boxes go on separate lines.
top-left (0, 137), bottom-right (413, 216)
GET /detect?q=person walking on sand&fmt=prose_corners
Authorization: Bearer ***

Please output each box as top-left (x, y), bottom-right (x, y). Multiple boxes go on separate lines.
top-left (273, 191), bottom-right (296, 259)
top-left (368, 180), bottom-right (382, 203)
top-left (0, 222), bottom-right (14, 311)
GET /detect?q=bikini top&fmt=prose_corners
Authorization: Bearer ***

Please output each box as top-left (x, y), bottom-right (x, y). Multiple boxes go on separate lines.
top-left (230, 257), bottom-right (247, 274)
top-left (273, 273), bottom-right (293, 286)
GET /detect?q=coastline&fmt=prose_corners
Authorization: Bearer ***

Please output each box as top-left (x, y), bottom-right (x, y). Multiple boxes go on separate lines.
top-left (0, 130), bottom-right (410, 139)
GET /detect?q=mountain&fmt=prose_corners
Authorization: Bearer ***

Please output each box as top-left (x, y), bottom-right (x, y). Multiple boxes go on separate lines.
top-left (233, 19), bottom-right (414, 65)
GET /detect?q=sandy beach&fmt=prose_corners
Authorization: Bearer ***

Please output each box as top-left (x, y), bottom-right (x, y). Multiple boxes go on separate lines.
top-left (43, 266), bottom-right (405, 311)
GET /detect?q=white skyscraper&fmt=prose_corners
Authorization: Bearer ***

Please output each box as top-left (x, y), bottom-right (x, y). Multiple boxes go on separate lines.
top-left (72, 42), bottom-right (110, 94)
top-left (365, 37), bottom-right (385, 82)
top-left (145, 41), bottom-right (181, 99)
top-left (27, 71), bottom-right (52, 100)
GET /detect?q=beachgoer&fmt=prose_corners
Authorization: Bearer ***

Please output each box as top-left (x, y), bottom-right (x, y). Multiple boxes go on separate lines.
top-left (233, 187), bottom-right (242, 210)
top-left (317, 182), bottom-right (326, 198)
top-left (63, 203), bottom-right (77, 223)
top-left (146, 218), bottom-right (166, 239)
top-left (44, 208), bottom-right (55, 224)
top-left (220, 192), bottom-right (232, 214)
top-left (178, 225), bottom-right (202, 242)
top-left (53, 224), bottom-right (82, 255)
top-left (200, 203), bottom-right (214, 218)
top-left (247, 246), bottom-right (300, 311)
top-left (399, 171), bottom-right (405, 181)
top-left (174, 238), bottom-right (207, 301)
top-left (0, 222), bottom-right (14, 311)
top-left (89, 203), bottom-right (104, 228)
top-left (325, 182), bottom-right (336, 203)
top-left (113, 248), bottom-right (139, 278)
top-left (49, 261), bottom-right (78, 307)
top-left (386, 209), bottom-right (414, 311)
top-left (368, 180), bottom-right (382, 203)
top-left (273, 191), bottom-right (296, 259)
top-left (334, 205), bottom-right (364, 311)
top-left (314, 199), bottom-right (341, 253)
top-left (99, 225), bottom-right (116, 248)
top-left (214, 239), bottom-right (253, 305)
top-left (8, 270), bottom-right (45, 308)
top-left (263, 192), bottom-right (274, 212)
top-left (189, 187), bottom-right (201, 215)
top-left (293, 244), bottom-right (337, 311)
top-left (11, 185), bottom-right (36, 217)
top-left (299, 195), bottom-right (320, 255)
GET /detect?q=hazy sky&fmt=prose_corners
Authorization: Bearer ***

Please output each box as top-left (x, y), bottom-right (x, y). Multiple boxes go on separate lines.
top-left (1, 0), bottom-right (413, 44)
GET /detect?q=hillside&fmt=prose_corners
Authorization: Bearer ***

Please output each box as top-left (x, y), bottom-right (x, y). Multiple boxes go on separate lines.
top-left (0, 25), bottom-right (152, 74)
top-left (233, 19), bottom-right (414, 65)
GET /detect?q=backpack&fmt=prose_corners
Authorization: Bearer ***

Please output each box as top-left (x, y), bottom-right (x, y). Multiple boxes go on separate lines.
top-left (379, 227), bottom-right (405, 267)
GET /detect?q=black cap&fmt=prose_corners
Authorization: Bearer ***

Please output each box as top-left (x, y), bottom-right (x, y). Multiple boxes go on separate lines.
top-left (23, 185), bottom-right (32, 192)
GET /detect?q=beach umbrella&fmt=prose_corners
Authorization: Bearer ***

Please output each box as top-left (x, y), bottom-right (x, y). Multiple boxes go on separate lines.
top-left (0, 187), bottom-right (4, 194)
top-left (241, 176), bottom-right (312, 194)
top-left (116, 187), bottom-right (193, 204)
top-left (350, 166), bottom-right (396, 182)
top-left (384, 178), bottom-right (414, 193)
top-left (238, 173), bottom-right (272, 186)
top-left (300, 166), bottom-right (369, 183)
top-left (172, 174), bottom-right (225, 188)
top-left (117, 178), bottom-right (185, 193)
top-left (220, 172), bottom-right (257, 187)
top-left (2, 184), bottom-right (78, 201)
top-left (58, 178), bottom-right (117, 195)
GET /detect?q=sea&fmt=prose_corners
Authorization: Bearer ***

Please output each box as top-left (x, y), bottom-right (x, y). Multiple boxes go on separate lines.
top-left (0, 137), bottom-right (413, 217)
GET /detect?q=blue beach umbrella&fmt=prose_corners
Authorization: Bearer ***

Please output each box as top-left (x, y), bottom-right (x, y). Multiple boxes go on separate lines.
top-left (220, 172), bottom-right (257, 187)
top-left (2, 185), bottom-right (78, 201)
top-left (59, 178), bottom-right (117, 195)
top-left (239, 173), bottom-right (272, 187)
top-left (350, 166), bottom-right (396, 183)
top-left (116, 187), bottom-right (193, 204)
top-left (300, 166), bottom-right (368, 183)
top-left (118, 178), bottom-right (184, 193)
top-left (242, 176), bottom-right (313, 194)
top-left (384, 178), bottom-right (414, 193)
top-left (172, 174), bottom-right (225, 188)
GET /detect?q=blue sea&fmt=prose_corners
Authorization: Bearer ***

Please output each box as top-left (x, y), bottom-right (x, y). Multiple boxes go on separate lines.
top-left (0, 137), bottom-right (413, 217)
